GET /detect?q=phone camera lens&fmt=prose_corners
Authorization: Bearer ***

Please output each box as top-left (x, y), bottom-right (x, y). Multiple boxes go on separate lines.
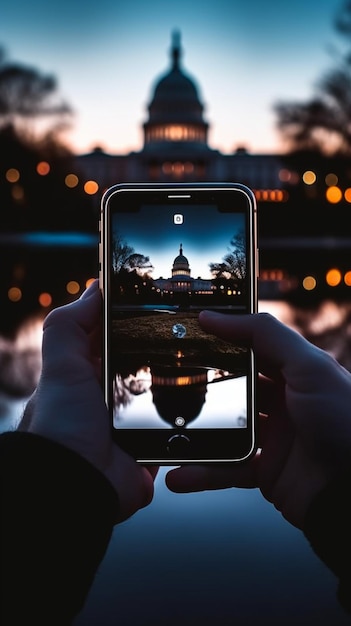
top-left (175, 416), bottom-right (185, 427)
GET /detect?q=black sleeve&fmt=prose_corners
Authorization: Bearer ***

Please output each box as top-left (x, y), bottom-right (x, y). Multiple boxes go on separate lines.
top-left (0, 431), bottom-right (120, 626)
top-left (303, 469), bottom-right (351, 615)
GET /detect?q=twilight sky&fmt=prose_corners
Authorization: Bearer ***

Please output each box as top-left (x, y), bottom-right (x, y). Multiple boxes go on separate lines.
top-left (0, 0), bottom-right (346, 155)
top-left (112, 202), bottom-right (246, 278)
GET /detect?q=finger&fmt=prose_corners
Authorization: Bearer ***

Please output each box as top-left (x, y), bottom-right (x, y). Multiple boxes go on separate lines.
top-left (17, 390), bottom-right (37, 431)
top-left (79, 278), bottom-right (99, 300)
top-left (140, 466), bottom-right (158, 505)
top-left (40, 283), bottom-right (102, 380)
top-left (144, 465), bottom-right (159, 481)
top-left (43, 278), bottom-right (101, 336)
top-left (165, 453), bottom-right (260, 493)
top-left (199, 311), bottom-right (326, 379)
top-left (106, 453), bottom-right (157, 522)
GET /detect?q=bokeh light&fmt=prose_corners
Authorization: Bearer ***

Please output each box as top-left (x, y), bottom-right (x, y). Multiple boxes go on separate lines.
top-left (302, 276), bottom-right (316, 291)
top-left (326, 186), bottom-right (342, 203)
top-left (36, 161), bottom-right (50, 176)
top-left (325, 172), bottom-right (338, 186)
top-left (6, 168), bottom-right (20, 183)
top-left (254, 189), bottom-right (288, 202)
top-left (86, 277), bottom-right (96, 288)
top-left (11, 185), bottom-right (25, 201)
top-left (65, 173), bottom-right (79, 188)
top-left (302, 170), bottom-right (316, 185)
top-left (39, 292), bottom-right (52, 307)
top-left (66, 280), bottom-right (80, 295)
top-left (8, 287), bottom-right (22, 302)
top-left (278, 168), bottom-right (291, 182)
top-left (326, 268), bottom-right (342, 286)
top-left (84, 180), bottom-right (99, 195)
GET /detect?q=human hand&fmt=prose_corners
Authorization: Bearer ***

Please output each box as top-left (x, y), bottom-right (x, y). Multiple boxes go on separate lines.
top-left (18, 280), bottom-right (157, 522)
top-left (166, 311), bottom-right (351, 529)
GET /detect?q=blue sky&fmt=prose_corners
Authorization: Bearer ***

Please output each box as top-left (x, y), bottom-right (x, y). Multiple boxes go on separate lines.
top-left (112, 203), bottom-right (245, 278)
top-left (0, 0), bottom-right (346, 155)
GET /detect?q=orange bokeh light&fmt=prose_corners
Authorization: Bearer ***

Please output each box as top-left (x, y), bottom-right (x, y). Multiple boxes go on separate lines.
top-left (326, 186), bottom-right (342, 203)
top-left (326, 268), bottom-right (342, 287)
top-left (66, 280), bottom-right (80, 295)
top-left (6, 168), bottom-right (20, 183)
top-left (36, 161), bottom-right (50, 176)
top-left (65, 174), bottom-right (79, 188)
top-left (39, 292), bottom-right (52, 307)
top-left (8, 287), bottom-right (22, 302)
top-left (84, 180), bottom-right (99, 195)
top-left (86, 277), bottom-right (96, 288)
top-left (302, 170), bottom-right (316, 185)
top-left (302, 276), bottom-right (316, 291)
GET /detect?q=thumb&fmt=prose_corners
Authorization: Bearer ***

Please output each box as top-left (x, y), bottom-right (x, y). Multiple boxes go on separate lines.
top-left (40, 280), bottom-right (102, 381)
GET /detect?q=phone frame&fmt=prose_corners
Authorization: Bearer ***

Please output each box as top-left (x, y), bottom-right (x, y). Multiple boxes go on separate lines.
top-left (99, 182), bottom-right (258, 465)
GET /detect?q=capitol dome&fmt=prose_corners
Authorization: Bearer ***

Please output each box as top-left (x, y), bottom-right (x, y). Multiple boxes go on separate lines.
top-left (172, 244), bottom-right (191, 278)
top-left (143, 31), bottom-right (209, 147)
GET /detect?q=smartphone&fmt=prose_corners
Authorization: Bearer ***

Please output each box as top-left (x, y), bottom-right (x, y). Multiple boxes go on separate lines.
top-left (99, 182), bottom-right (258, 464)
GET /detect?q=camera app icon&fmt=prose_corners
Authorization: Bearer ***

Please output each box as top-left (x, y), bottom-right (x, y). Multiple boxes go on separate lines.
top-left (173, 214), bottom-right (183, 225)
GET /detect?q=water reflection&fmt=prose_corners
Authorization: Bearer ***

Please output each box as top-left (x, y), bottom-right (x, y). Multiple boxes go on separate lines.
top-left (114, 367), bottom-right (247, 429)
top-left (259, 299), bottom-right (351, 371)
top-left (2, 298), bottom-right (351, 428)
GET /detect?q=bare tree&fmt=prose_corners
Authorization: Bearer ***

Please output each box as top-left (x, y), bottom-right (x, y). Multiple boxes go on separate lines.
top-left (209, 231), bottom-right (246, 281)
top-left (112, 234), bottom-right (153, 275)
top-left (274, 1), bottom-right (351, 155)
top-left (0, 47), bottom-right (72, 139)
top-left (112, 234), bottom-right (135, 273)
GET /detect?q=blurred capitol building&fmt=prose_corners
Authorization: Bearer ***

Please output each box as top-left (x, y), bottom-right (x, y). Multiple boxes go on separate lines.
top-left (74, 32), bottom-right (351, 301)
top-left (3, 31), bottom-right (351, 337)
top-left (75, 31), bottom-right (284, 197)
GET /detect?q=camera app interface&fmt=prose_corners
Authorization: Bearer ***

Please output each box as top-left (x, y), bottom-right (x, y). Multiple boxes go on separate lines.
top-left (110, 202), bottom-right (252, 431)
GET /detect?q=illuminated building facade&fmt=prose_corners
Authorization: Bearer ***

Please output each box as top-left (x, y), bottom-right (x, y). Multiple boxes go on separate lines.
top-left (72, 33), bottom-right (351, 303)
top-left (75, 31), bottom-right (285, 194)
top-left (154, 244), bottom-right (213, 295)
top-left (4, 30), bottom-right (350, 334)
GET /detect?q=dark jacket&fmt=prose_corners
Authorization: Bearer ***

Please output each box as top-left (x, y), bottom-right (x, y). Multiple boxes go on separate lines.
top-left (1, 431), bottom-right (350, 623)
top-left (0, 432), bottom-right (119, 625)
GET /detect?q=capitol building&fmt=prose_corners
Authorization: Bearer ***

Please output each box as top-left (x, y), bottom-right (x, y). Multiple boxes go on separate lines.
top-left (154, 244), bottom-right (213, 295)
top-left (75, 31), bottom-right (284, 194)
top-left (73, 33), bottom-right (351, 303)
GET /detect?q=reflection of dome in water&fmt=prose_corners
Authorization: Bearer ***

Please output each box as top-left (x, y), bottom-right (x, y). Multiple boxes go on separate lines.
top-left (151, 365), bottom-right (208, 426)
top-left (152, 365), bottom-right (208, 387)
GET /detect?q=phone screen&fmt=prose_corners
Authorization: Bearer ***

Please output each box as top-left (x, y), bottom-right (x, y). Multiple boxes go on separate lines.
top-left (101, 184), bottom-right (257, 463)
